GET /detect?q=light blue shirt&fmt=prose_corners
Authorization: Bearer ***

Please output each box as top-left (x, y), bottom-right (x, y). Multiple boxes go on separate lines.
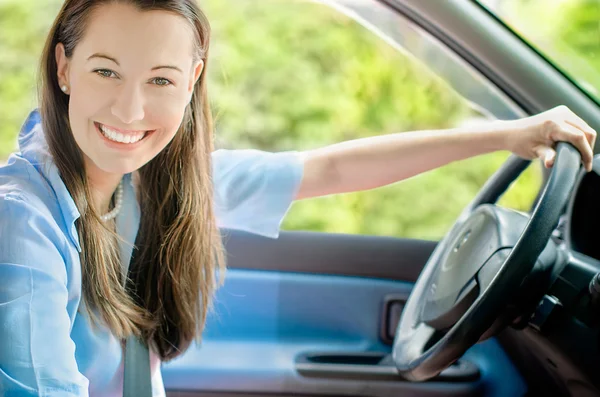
top-left (0, 109), bottom-right (304, 396)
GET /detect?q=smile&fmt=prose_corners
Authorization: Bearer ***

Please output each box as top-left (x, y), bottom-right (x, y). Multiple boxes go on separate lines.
top-left (94, 122), bottom-right (155, 146)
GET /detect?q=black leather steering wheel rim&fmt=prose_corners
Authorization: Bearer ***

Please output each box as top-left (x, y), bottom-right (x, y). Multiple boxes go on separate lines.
top-left (392, 142), bottom-right (582, 381)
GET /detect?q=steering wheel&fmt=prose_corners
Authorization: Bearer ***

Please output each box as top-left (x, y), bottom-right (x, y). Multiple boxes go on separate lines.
top-left (392, 142), bottom-right (581, 381)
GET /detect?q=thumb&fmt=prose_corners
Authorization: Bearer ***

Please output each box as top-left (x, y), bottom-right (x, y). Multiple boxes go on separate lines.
top-left (543, 147), bottom-right (556, 168)
top-left (535, 146), bottom-right (556, 168)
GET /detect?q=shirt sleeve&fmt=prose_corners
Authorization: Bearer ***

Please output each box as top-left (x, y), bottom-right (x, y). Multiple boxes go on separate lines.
top-left (0, 195), bottom-right (89, 396)
top-left (212, 149), bottom-right (304, 238)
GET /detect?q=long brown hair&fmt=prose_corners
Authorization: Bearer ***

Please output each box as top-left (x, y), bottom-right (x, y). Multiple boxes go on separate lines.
top-left (39, 0), bottom-right (225, 361)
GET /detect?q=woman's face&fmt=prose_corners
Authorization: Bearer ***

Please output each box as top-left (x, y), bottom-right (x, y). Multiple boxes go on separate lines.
top-left (55, 2), bottom-right (204, 177)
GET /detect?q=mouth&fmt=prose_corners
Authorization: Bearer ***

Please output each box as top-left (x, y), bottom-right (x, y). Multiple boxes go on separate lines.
top-left (94, 122), bottom-right (155, 148)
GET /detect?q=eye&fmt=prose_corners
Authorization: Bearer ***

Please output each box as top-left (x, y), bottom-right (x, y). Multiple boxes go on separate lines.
top-left (94, 69), bottom-right (117, 79)
top-left (151, 77), bottom-right (173, 87)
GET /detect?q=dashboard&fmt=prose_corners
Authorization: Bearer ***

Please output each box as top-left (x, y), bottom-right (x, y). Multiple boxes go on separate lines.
top-left (499, 160), bottom-right (600, 396)
top-left (568, 168), bottom-right (600, 261)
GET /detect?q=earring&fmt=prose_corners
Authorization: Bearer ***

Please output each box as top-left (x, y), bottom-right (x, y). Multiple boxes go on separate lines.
top-left (61, 85), bottom-right (68, 93)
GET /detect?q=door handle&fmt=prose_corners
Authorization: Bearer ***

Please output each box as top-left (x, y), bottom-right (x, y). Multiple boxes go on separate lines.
top-left (381, 294), bottom-right (406, 344)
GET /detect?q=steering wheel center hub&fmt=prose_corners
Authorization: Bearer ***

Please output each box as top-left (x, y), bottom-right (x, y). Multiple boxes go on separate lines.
top-left (421, 206), bottom-right (510, 329)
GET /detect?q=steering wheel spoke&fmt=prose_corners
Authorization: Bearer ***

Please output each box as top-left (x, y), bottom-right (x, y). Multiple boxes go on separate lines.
top-left (476, 248), bottom-right (511, 293)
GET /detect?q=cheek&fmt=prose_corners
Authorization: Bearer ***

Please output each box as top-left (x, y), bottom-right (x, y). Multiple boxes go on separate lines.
top-left (147, 92), bottom-right (188, 135)
top-left (145, 101), bottom-right (188, 150)
top-left (68, 75), bottom-right (112, 131)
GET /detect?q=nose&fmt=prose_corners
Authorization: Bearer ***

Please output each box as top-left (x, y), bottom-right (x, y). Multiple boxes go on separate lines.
top-left (111, 83), bottom-right (145, 124)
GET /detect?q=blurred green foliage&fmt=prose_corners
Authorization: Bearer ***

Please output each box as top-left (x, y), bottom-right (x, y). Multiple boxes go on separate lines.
top-left (0, 1), bottom-right (62, 160)
top-left (7, 0), bottom-right (596, 240)
top-left (494, 0), bottom-right (600, 102)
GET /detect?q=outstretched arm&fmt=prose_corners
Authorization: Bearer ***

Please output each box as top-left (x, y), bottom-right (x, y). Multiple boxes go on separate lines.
top-left (296, 106), bottom-right (597, 200)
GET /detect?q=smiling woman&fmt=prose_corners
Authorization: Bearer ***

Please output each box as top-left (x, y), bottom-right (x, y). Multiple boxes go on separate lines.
top-left (0, 1), bottom-right (233, 395)
top-left (53, 2), bottom-right (205, 212)
top-left (0, 0), bottom-right (597, 396)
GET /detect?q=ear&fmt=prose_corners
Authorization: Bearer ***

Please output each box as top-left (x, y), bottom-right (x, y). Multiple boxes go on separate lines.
top-left (187, 59), bottom-right (205, 96)
top-left (55, 43), bottom-right (70, 91)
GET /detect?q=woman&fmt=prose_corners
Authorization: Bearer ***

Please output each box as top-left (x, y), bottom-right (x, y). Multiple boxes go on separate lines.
top-left (0, 0), bottom-right (595, 395)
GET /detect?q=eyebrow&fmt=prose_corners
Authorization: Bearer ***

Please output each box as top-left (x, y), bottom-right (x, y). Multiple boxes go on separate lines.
top-left (87, 53), bottom-right (183, 73)
top-left (87, 53), bottom-right (119, 65)
top-left (151, 65), bottom-right (183, 73)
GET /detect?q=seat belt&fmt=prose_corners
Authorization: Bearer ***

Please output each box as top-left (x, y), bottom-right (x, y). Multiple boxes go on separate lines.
top-left (121, 197), bottom-right (153, 397)
top-left (123, 334), bottom-right (153, 397)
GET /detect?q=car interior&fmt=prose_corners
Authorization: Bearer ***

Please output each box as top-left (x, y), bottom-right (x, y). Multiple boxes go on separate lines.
top-left (3, 0), bottom-right (600, 396)
top-left (158, 1), bottom-right (600, 396)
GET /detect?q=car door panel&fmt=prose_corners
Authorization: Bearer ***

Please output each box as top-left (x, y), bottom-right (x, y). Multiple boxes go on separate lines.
top-left (221, 230), bottom-right (437, 282)
top-left (162, 231), bottom-right (526, 397)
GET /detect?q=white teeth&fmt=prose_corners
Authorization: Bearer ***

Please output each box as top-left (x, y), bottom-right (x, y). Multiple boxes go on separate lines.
top-left (99, 124), bottom-right (146, 144)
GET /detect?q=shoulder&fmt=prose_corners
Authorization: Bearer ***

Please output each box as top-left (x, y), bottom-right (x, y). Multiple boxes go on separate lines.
top-left (0, 158), bottom-right (72, 274)
top-left (1, 156), bottom-right (59, 216)
top-left (212, 148), bottom-right (304, 179)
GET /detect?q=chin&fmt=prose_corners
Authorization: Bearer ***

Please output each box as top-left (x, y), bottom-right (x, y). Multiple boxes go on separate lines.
top-left (93, 158), bottom-right (143, 176)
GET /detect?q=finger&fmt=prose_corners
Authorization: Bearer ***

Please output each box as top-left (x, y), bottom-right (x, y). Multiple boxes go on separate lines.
top-left (534, 145), bottom-right (556, 169)
top-left (565, 119), bottom-right (597, 149)
top-left (552, 123), bottom-right (594, 171)
top-left (557, 106), bottom-right (597, 149)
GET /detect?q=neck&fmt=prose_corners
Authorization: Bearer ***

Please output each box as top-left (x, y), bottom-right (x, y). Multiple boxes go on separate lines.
top-left (85, 159), bottom-right (125, 215)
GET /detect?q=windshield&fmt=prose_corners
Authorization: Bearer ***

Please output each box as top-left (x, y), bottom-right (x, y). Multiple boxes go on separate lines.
top-left (477, 0), bottom-right (600, 104)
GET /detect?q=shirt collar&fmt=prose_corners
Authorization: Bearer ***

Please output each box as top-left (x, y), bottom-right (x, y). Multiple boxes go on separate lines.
top-left (19, 109), bottom-right (83, 252)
